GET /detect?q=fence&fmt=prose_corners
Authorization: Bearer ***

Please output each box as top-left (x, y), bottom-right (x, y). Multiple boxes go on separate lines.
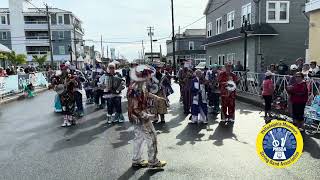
top-left (234, 71), bottom-right (320, 104)
top-left (0, 72), bottom-right (49, 100)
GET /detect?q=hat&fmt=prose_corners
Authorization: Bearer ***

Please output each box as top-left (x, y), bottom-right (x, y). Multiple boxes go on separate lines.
top-left (130, 65), bottom-right (156, 82)
top-left (265, 71), bottom-right (274, 77)
top-left (290, 64), bottom-right (298, 71)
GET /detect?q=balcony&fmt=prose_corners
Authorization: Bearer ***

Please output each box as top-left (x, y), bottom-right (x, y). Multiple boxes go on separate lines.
top-left (24, 21), bottom-right (48, 30)
top-left (25, 36), bottom-right (49, 46)
top-left (306, 0), bottom-right (320, 13)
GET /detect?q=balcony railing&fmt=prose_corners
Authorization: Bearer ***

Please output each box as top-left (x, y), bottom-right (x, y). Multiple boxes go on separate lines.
top-left (27, 51), bottom-right (49, 55)
top-left (25, 21), bottom-right (48, 24)
top-left (26, 36), bottom-right (49, 40)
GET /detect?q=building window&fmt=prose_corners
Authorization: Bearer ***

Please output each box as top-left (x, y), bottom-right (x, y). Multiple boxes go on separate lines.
top-left (58, 15), bottom-right (64, 25)
top-left (267, 1), bottom-right (290, 23)
top-left (58, 31), bottom-right (64, 39)
top-left (227, 11), bottom-right (235, 31)
top-left (227, 53), bottom-right (236, 64)
top-left (242, 3), bottom-right (252, 24)
top-left (189, 41), bottom-right (194, 50)
top-left (209, 56), bottom-right (212, 65)
top-left (207, 22), bottom-right (212, 37)
top-left (218, 54), bottom-right (225, 65)
top-left (58, 46), bottom-right (65, 55)
top-left (0, 15), bottom-right (6, 25)
top-left (0, 32), bottom-right (7, 40)
top-left (216, 17), bottom-right (222, 35)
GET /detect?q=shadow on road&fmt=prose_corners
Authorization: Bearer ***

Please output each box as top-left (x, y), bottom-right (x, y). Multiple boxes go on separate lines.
top-left (209, 123), bottom-right (248, 146)
top-left (302, 133), bottom-right (320, 159)
top-left (112, 123), bottom-right (134, 149)
top-left (48, 121), bottom-right (111, 153)
top-left (176, 123), bottom-right (206, 146)
top-left (117, 167), bottom-right (164, 180)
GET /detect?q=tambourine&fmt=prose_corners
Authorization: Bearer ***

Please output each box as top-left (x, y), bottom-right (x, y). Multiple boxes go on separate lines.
top-left (149, 83), bottom-right (159, 94)
top-left (226, 80), bottom-right (236, 92)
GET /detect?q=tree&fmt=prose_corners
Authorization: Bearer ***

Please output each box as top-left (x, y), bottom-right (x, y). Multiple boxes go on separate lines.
top-left (0, 53), bottom-right (7, 68)
top-left (32, 55), bottom-right (47, 68)
top-left (7, 51), bottom-right (27, 66)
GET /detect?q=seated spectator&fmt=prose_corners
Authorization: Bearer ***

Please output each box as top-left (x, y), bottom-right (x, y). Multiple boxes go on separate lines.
top-left (295, 57), bottom-right (304, 72)
top-left (234, 61), bottom-right (244, 71)
top-left (0, 67), bottom-right (7, 77)
top-left (309, 61), bottom-right (320, 77)
top-left (302, 64), bottom-right (310, 78)
top-left (277, 60), bottom-right (289, 75)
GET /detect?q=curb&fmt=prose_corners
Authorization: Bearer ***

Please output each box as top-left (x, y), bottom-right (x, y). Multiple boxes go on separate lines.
top-left (0, 88), bottom-right (48, 105)
top-left (236, 95), bottom-right (264, 109)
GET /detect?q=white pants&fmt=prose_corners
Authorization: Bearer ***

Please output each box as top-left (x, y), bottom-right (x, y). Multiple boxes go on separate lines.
top-left (132, 121), bottom-right (159, 165)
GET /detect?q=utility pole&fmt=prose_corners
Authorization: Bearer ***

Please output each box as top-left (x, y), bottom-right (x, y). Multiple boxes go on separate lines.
top-left (147, 27), bottom-right (154, 62)
top-left (142, 40), bottom-right (145, 59)
top-left (100, 35), bottom-right (103, 58)
top-left (73, 23), bottom-right (77, 68)
top-left (160, 44), bottom-right (162, 58)
top-left (45, 4), bottom-right (54, 68)
top-left (107, 46), bottom-right (109, 58)
top-left (171, 0), bottom-right (176, 75)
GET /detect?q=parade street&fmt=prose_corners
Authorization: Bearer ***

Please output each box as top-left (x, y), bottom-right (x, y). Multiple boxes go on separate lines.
top-left (0, 83), bottom-right (320, 180)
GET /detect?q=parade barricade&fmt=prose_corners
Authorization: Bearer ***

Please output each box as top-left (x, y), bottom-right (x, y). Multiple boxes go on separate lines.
top-left (234, 71), bottom-right (320, 103)
top-left (0, 72), bottom-right (48, 101)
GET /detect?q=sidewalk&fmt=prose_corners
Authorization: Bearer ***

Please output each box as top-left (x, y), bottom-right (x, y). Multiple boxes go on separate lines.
top-left (236, 91), bottom-right (264, 109)
top-left (0, 87), bottom-right (48, 105)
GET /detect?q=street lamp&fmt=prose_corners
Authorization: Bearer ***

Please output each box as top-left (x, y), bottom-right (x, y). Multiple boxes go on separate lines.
top-left (68, 45), bottom-right (73, 63)
top-left (240, 20), bottom-right (253, 91)
top-left (240, 20), bottom-right (253, 71)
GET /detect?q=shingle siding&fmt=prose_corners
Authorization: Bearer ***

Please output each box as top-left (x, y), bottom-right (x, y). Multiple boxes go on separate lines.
top-left (205, 0), bottom-right (309, 72)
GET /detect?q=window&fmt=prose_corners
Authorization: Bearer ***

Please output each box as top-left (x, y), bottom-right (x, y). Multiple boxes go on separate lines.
top-left (216, 17), bottom-right (222, 35)
top-left (266, 1), bottom-right (290, 23)
top-left (58, 15), bottom-right (64, 25)
top-left (209, 56), bottom-right (212, 65)
top-left (218, 54), bottom-right (225, 65)
top-left (189, 41), bottom-right (194, 50)
top-left (58, 31), bottom-right (64, 39)
top-left (241, 3), bottom-right (252, 24)
top-left (0, 32), bottom-right (7, 40)
top-left (227, 11), bottom-right (235, 31)
top-left (0, 15), bottom-right (6, 24)
top-left (207, 22), bottom-right (212, 37)
top-left (227, 53), bottom-right (236, 64)
top-left (58, 46), bottom-right (65, 55)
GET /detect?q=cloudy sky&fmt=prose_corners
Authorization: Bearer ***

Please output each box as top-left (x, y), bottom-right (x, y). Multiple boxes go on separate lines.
top-left (1, 0), bottom-right (208, 60)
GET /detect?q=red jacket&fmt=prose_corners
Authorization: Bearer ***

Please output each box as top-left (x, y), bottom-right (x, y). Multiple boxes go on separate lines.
top-left (288, 82), bottom-right (308, 104)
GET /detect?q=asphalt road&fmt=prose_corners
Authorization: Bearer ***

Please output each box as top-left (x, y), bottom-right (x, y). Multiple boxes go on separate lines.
top-left (0, 83), bottom-right (319, 180)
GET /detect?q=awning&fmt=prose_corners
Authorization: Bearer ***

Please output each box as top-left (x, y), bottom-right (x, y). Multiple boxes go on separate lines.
top-left (204, 23), bottom-right (278, 47)
top-left (0, 43), bottom-right (11, 53)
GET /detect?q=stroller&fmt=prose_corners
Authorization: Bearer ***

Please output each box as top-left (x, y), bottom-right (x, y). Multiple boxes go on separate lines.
top-left (304, 95), bottom-right (320, 134)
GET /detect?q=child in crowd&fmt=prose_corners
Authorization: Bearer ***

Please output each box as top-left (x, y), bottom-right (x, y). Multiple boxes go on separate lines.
top-left (262, 71), bottom-right (274, 124)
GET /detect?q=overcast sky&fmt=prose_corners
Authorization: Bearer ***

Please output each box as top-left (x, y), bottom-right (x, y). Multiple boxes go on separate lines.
top-left (1, 0), bottom-right (208, 60)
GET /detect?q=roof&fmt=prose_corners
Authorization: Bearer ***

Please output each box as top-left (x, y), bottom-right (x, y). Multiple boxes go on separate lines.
top-left (204, 0), bottom-right (213, 15)
top-left (184, 29), bottom-right (206, 36)
top-left (204, 23), bottom-right (278, 46)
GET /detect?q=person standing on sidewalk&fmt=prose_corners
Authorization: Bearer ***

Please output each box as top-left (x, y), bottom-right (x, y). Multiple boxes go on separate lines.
top-left (218, 63), bottom-right (238, 123)
top-left (262, 71), bottom-right (274, 123)
top-left (287, 72), bottom-right (308, 131)
top-left (128, 64), bottom-right (167, 168)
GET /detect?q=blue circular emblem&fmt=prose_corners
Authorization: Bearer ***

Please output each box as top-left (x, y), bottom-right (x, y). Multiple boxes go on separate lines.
top-left (263, 128), bottom-right (296, 161)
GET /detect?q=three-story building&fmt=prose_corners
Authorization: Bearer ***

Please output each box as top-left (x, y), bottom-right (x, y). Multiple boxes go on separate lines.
top-left (0, 0), bottom-right (84, 67)
top-left (204, 0), bottom-right (308, 72)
